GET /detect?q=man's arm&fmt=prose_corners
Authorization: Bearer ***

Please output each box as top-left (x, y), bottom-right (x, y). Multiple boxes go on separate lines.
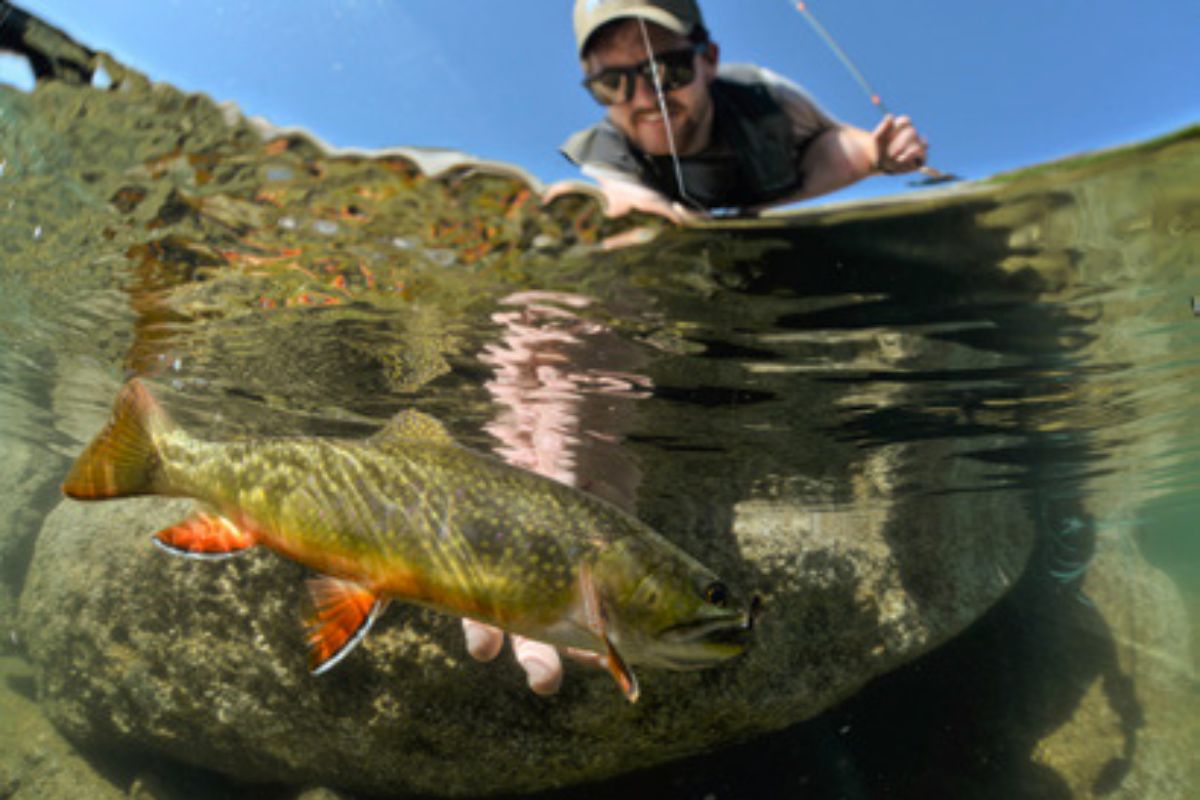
top-left (587, 166), bottom-right (705, 222)
top-left (793, 113), bottom-right (928, 200)
top-left (542, 167), bottom-right (702, 224)
top-left (750, 66), bottom-right (928, 208)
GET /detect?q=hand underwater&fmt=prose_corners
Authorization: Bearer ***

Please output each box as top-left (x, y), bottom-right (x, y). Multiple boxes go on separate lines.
top-left (464, 618), bottom-right (617, 695)
top-left (463, 618), bottom-right (563, 694)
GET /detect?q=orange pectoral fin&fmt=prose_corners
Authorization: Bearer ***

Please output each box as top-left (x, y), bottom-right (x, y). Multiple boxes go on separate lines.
top-left (152, 513), bottom-right (257, 559)
top-left (579, 562), bottom-right (640, 703)
top-left (600, 633), bottom-right (640, 703)
top-left (305, 576), bottom-right (388, 675)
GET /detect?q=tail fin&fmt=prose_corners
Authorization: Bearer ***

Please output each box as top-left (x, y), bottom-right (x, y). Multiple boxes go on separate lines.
top-left (62, 379), bottom-right (173, 499)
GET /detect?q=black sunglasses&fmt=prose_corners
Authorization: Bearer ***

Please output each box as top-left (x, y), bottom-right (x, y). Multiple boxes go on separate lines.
top-left (582, 43), bottom-right (707, 106)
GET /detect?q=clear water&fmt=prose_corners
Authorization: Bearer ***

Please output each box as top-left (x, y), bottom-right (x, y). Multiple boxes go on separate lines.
top-left (1, 37), bottom-right (1198, 800)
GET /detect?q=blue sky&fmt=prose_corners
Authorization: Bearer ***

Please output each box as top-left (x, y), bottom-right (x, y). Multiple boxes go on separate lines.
top-left (4, 1), bottom-right (1198, 203)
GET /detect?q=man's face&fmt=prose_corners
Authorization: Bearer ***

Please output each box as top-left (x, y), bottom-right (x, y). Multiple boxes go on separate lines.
top-left (583, 20), bottom-right (718, 157)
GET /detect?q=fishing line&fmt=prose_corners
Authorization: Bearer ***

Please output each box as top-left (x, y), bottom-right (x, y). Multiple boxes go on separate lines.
top-left (788, 1), bottom-right (959, 183)
top-left (636, 17), bottom-right (700, 209)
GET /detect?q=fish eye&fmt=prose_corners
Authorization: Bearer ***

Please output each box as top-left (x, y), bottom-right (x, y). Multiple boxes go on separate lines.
top-left (704, 581), bottom-right (729, 607)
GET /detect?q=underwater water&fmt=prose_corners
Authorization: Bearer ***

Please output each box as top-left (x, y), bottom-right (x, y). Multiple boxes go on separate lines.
top-left (1, 20), bottom-right (1199, 800)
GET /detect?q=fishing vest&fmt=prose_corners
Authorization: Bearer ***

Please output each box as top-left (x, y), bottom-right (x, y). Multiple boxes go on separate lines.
top-left (561, 70), bottom-right (809, 210)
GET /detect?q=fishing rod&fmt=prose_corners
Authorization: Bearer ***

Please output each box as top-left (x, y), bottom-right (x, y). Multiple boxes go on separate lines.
top-left (789, 1), bottom-right (958, 184)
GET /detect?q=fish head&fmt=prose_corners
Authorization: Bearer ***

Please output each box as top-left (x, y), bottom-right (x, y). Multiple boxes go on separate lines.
top-left (590, 536), bottom-right (759, 670)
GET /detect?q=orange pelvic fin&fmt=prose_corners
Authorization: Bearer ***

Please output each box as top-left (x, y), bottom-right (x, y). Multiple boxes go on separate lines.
top-left (580, 562), bottom-right (640, 703)
top-left (305, 576), bottom-right (388, 675)
top-left (62, 379), bottom-right (173, 499)
top-left (601, 633), bottom-right (639, 704)
top-left (153, 512), bottom-right (257, 560)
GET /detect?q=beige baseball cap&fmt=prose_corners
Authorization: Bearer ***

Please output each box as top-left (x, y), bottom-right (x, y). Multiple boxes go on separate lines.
top-left (573, 0), bottom-right (704, 57)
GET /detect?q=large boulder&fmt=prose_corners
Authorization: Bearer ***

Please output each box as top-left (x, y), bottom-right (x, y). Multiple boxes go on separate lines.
top-left (19, 454), bottom-right (1035, 796)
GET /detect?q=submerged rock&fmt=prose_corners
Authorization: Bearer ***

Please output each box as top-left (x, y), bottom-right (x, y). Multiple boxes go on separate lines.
top-left (1027, 538), bottom-right (1197, 798)
top-left (19, 458), bottom-right (1034, 796)
top-left (0, 656), bottom-right (126, 800)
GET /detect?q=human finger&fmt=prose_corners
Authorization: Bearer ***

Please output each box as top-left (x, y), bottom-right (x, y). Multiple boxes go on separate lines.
top-left (511, 635), bottom-right (564, 696)
top-left (870, 113), bottom-right (896, 142)
top-left (887, 124), bottom-right (920, 154)
top-left (892, 141), bottom-right (923, 163)
top-left (897, 135), bottom-right (930, 165)
top-left (462, 618), bottom-right (505, 662)
top-left (563, 646), bottom-right (607, 670)
top-left (870, 115), bottom-right (896, 159)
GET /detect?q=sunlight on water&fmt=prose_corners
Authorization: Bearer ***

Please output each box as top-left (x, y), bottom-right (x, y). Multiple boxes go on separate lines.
top-left (0, 19), bottom-right (1197, 800)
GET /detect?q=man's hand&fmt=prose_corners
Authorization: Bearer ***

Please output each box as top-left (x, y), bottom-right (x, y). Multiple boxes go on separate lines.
top-left (463, 618), bottom-right (612, 695)
top-left (462, 618), bottom-right (564, 695)
top-left (871, 114), bottom-right (928, 174)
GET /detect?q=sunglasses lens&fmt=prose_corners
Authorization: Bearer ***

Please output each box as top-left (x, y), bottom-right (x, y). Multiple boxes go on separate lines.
top-left (655, 53), bottom-right (697, 91)
top-left (585, 70), bottom-right (629, 105)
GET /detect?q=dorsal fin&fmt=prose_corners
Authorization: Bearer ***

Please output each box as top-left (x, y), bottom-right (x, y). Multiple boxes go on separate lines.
top-left (368, 409), bottom-right (454, 450)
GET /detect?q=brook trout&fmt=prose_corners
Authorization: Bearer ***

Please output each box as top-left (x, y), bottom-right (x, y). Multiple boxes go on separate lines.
top-left (62, 379), bottom-right (756, 701)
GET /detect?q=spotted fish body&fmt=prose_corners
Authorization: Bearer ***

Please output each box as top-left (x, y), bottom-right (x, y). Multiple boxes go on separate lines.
top-left (63, 380), bottom-right (755, 700)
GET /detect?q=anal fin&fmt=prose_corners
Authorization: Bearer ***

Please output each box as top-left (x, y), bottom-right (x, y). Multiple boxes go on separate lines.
top-left (305, 576), bottom-right (388, 675)
top-left (153, 512), bottom-right (256, 560)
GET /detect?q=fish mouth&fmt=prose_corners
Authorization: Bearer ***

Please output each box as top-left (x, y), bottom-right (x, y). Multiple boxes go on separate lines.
top-left (656, 596), bottom-right (761, 662)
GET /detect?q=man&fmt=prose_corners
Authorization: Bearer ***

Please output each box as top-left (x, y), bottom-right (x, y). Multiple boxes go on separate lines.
top-left (560, 0), bottom-right (929, 219)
